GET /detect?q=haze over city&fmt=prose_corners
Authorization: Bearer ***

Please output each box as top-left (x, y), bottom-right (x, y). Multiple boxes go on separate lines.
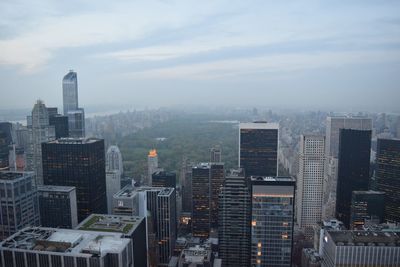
top-left (1, 0), bottom-right (400, 112)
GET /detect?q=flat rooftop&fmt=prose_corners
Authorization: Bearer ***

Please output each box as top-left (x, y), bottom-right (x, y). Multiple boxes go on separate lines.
top-left (328, 230), bottom-right (400, 247)
top-left (239, 122), bottom-right (279, 130)
top-left (250, 176), bottom-right (295, 182)
top-left (0, 227), bottom-right (130, 256)
top-left (46, 138), bottom-right (100, 145)
top-left (38, 185), bottom-right (75, 193)
top-left (158, 187), bottom-right (175, 196)
top-left (180, 245), bottom-right (211, 264)
top-left (352, 190), bottom-right (385, 195)
top-left (77, 214), bottom-right (144, 235)
top-left (0, 171), bottom-right (33, 181)
top-left (114, 185), bottom-right (165, 198)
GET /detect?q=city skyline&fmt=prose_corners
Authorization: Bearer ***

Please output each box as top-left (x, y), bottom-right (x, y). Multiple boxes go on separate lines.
top-left (0, 1), bottom-right (399, 111)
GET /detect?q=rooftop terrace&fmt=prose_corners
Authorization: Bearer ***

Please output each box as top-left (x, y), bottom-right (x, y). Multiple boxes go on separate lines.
top-left (77, 214), bottom-right (144, 235)
top-left (328, 230), bottom-right (400, 247)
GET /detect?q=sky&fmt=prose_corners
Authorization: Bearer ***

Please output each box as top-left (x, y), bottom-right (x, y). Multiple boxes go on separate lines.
top-left (0, 0), bottom-right (400, 112)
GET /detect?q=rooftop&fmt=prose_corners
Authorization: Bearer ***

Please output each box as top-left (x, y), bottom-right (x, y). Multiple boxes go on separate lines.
top-left (158, 187), bottom-right (175, 196)
top-left (63, 71), bottom-right (77, 81)
top-left (0, 227), bottom-right (130, 256)
top-left (77, 214), bottom-right (144, 235)
top-left (47, 137), bottom-right (101, 145)
top-left (250, 176), bottom-right (295, 182)
top-left (114, 185), bottom-right (165, 199)
top-left (327, 230), bottom-right (400, 247)
top-left (0, 171), bottom-right (33, 181)
top-left (352, 190), bottom-right (385, 195)
top-left (38, 185), bottom-right (75, 193)
top-left (180, 245), bottom-right (211, 265)
top-left (239, 122), bottom-right (279, 130)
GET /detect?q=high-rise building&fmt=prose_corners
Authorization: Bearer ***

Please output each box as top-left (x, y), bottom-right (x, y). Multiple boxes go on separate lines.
top-left (62, 70), bottom-right (79, 115)
top-left (350, 190), bottom-right (385, 230)
top-left (218, 169), bottom-right (251, 267)
top-left (192, 163), bottom-right (211, 238)
top-left (148, 149), bottom-right (158, 186)
top-left (67, 108), bottom-right (85, 137)
top-left (0, 227), bottom-right (134, 267)
top-left (0, 122), bottom-right (12, 170)
top-left (37, 185), bottom-right (78, 229)
top-left (106, 145), bottom-right (124, 174)
top-left (375, 138), bottom-right (400, 222)
top-left (157, 188), bottom-right (177, 266)
top-left (42, 138), bottom-right (107, 222)
top-left (181, 162), bottom-right (192, 213)
top-left (297, 134), bottom-right (325, 239)
top-left (321, 230), bottom-right (400, 267)
top-left (106, 170), bottom-right (121, 214)
top-left (251, 176), bottom-right (295, 267)
top-left (26, 100), bottom-right (55, 185)
top-left (47, 108), bottom-right (69, 139)
top-left (335, 129), bottom-right (371, 227)
top-left (210, 145), bottom-right (222, 163)
top-left (0, 171), bottom-right (40, 240)
top-left (77, 214), bottom-right (147, 267)
top-left (239, 122), bottom-right (279, 177)
top-left (210, 162), bottom-right (224, 227)
top-left (323, 116), bottom-right (372, 220)
top-left (152, 170), bottom-right (176, 189)
top-left (113, 185), bottom-right (148, 217)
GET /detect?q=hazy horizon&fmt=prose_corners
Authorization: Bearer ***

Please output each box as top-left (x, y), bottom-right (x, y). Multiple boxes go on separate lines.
top-left (1, 1), bottom-right (400, 112)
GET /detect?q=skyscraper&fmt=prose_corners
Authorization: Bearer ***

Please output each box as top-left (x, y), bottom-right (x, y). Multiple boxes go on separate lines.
top-left (375, 138), bottom-right (400, 222)
top-left (157, 187), bottom-right (177, 266)
top-left (42, 138), bottom-right (107, 222)
top-left (148, 149), bottom-right (159, 186)
top-left (210, 145), bottom-right (222, 163)
top-left (62, 70), bottom-right (79, 115)
top-left (49, 114), bottom-right (69, 138)
top-left (192, 163), bottom-right (211, 238)
top-left (210, 162), bottom-right (224, 227)
top-left (106, 170), bottom-right (121, 214)
top-left (106, 145), bottom-right (124, 174)
top-left (323, 116), bottom-right (372, 219)
top-left (218, 169), bottom-right (251, 267)
top-left (350, 190), bottom-right (385, 229)
top-left (152, 170), bottom-right (176, 189)
top-left (335, 129), bottom-right (371, 227)
top-left (0, 171), bottom-right (40, 240)
top-left (26, 100), bottom-right (55, 185)
top-left (37, 185), bottom-right (78, 229)
top-left (67, 108), bottom-right (85, 137)
top-left (251, 176), bottom-right (295, 267)
top-left (297, 134), bottom-right (325, 239)
top-left (239, 122), bottom-right (279, 177)
top-left (0, 122), bottom-right (12, 170)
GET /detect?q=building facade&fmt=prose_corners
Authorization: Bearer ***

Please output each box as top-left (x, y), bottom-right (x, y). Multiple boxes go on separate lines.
top-left (106, 145), bottom-right (123, 175)
top-left (152, 170), bottom-right (176, 189)
top-left (374, 138), bottom-right (400, 223)
top-left (239, 122), bottom-right (279, 177)
top-left (350, 190), bottom-right (385, 230)
top-left (0, 227), bottom-right (133, 267)
top-left (297, 134), bottom-right (325, 239)
top-left (62, 70), bottom-right (79, 115)
top-left (251, 177), bottom-right (295, 267)
top-left (0, 171), bottom-right (40, 240)
top-left (335, 129), bottom-right (371, 227)
top-left (67, 108), bottom-right (85, 138)
top-left (192, 163), bottom-right (211, 238)
top-left (38, 185), bottom-right (78, 229)
top-left (42, 138), bottom-right (107, 222)
top-left (147, 149), bottom-right (158, 186)
top-left (218, 169), bottom-right (251, 267)
top-left (49, 113), bottom-right (69, 139)
top-left (26, 100), bottom-right (55, 185)
top-left (210, 163), bottom-right (224, 227)
top-left (106, 170), bottom-right (121, 214)
top-left (321, 230), bottom-right (400, 267)
top-left (210, 145), bottom-right (222, 163)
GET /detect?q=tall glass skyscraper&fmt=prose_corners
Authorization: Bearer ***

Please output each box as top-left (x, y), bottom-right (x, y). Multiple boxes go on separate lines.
top-left (62, 70), bottom-right (78, 115)
top-left (375, 138), bottom-right (400, 222)
top-left (239, 122), bottom-right (279, 177)
top-left (251, 176), bottom-right (295, 267)
top-left (335, 129), bottom-right (371, 227)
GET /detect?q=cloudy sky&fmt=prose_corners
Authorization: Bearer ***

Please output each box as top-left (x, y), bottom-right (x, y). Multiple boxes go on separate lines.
top-left (0, 0), bottom-right (399, 112)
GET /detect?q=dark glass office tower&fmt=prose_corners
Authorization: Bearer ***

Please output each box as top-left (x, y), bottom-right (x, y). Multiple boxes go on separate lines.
top-left (239, 122), bottom-right (279, 177)
top-left (218, 169), bottom-right (251, 267)
top-left (350, 191), bottom-right (385, 229)
top-left (210, 163), bottom-right (224, 227)
top-left (0, 122), bottom-right (13, 169)
top-left (375, 138), bottom-right (400, 222)
top-left (49, 115), bottom-right (69, 138)
top-left (38, 185), bottom-right (78, 229)
top-left (152, 170), bottom-right (176, 189)
top-left (336, 129), bottom-right (371, 227)
top-left (42, 138), bottom-right (107, 222)
top-left (192, 163), bottom-right (211, 238)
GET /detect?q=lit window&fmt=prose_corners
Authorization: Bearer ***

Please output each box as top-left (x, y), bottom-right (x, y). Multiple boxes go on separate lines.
top-left (257, 242), bottom-right (262, 248)
top-left (252, 221), bottom-right (257, 226)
